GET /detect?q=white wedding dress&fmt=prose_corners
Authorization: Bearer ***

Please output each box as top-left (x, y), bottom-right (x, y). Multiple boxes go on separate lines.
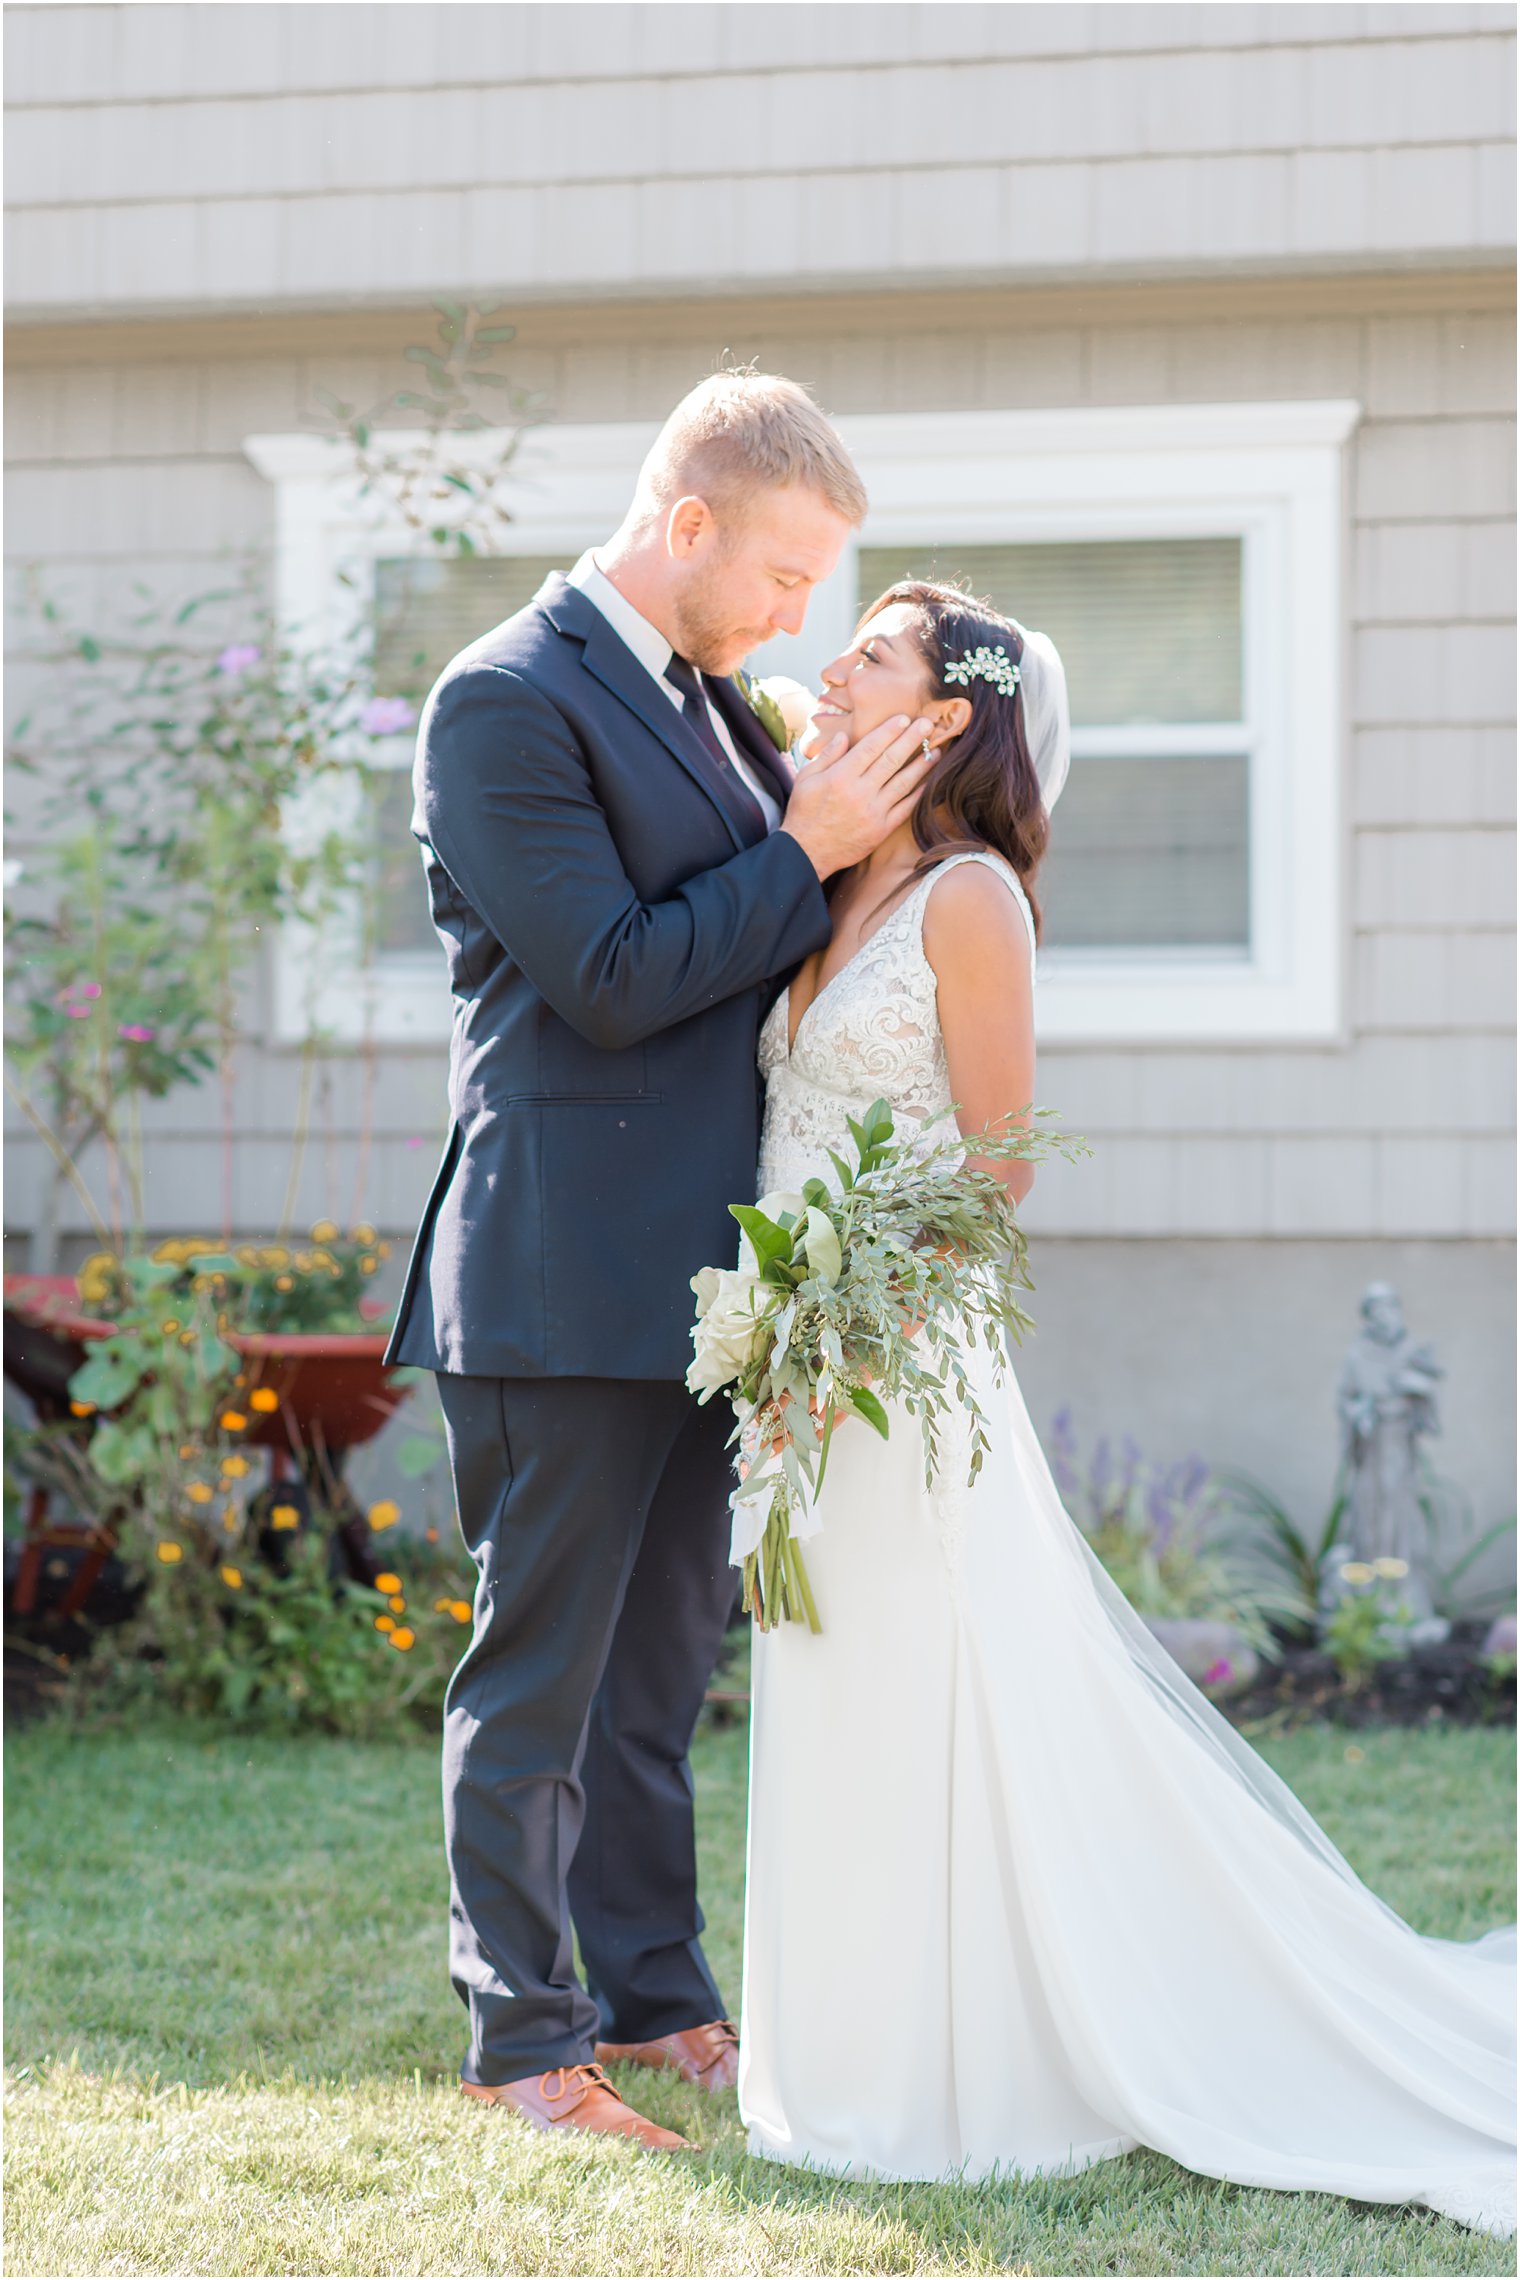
top-left (739, 849), bottom-right (1516, 2239)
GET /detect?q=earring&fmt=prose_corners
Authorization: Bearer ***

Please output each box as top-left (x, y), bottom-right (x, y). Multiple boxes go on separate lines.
top-left (921, 738), bottom-right (933, 762)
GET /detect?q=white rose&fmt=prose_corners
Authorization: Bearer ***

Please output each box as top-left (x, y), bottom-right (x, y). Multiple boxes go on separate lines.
top-left (754, 675), bottom-right (816, 746)
top-left (687, 1265), bottom-right (771, 1399)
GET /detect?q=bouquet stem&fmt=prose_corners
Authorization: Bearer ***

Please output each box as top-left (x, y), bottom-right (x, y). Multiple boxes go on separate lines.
top-left (741, 1486), bottom-right (821, 1633)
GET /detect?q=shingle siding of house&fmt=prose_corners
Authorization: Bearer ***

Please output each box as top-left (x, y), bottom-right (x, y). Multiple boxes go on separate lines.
top-left (4, 5), bottom-right (1515, 314)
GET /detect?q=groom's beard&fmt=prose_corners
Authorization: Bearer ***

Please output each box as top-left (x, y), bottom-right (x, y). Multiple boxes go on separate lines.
top-left (670, 585), bottom-right (768, 679)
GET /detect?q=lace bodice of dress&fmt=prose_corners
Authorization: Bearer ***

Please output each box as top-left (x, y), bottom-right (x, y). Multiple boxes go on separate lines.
top-left (758, 850), bottom-right (1036, 1199)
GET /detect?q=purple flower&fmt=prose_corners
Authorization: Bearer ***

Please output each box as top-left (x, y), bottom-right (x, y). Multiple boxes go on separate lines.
top-left (1047, 1406), bottom-right (1079, 1501)
top-left (361, 696), bottom-right (417, 737)
top-left (216, 644), bottom-right (262, 677)
top-left (1203, 1658), bottom-right (1234, 1686)
top-left (118, 1023), bottom-right (157, 1042)
top-left (1146, 1477), bottom-right (1176, 1555)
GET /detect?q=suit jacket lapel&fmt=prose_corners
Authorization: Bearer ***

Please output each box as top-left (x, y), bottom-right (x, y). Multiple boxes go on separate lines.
top-left (537, 576), bottom-right (749, 853)
top-left (707, 673), bottom-right (798, 813)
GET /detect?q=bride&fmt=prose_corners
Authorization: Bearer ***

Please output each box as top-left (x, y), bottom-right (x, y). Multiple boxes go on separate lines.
top-left (737, 577), bottom-right (1516, 2240)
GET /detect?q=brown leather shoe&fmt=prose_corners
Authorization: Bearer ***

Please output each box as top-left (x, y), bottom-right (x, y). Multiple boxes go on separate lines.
top-left (595, 2018), bottom-right (739, 2093)
top-left (460, 2062), bottom-right (692, 2149)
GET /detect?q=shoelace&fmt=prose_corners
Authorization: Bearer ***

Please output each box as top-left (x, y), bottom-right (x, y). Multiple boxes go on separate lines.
top-left (538, 2062), bottom-right (614, 2112)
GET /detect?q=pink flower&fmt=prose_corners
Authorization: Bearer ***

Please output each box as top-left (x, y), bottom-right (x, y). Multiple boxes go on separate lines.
top-left (65, 1004), bottom-right (92, 1020)
top-left (216, 644), bottom-right (262, 677)
top-left (361, 696), bottom-right (417, 737)
top-left (77, 981), bottom-right (102, 1000)
top-left (118, 1023), bottom-right (157, 1042)
top-left (1203, 1658), bottom-right (1234, 1686)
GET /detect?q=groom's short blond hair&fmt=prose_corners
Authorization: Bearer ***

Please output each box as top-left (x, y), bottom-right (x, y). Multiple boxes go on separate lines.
top-left (638, 371), bottom-right (868, 528)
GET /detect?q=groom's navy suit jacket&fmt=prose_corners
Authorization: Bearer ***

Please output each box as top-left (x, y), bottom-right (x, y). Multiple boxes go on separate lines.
top-left (384, 573), bottom-right (831, 1383)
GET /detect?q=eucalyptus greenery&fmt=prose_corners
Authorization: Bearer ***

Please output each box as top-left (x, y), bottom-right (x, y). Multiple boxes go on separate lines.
top-left (688, 1097), bottom-right (1088, 1632)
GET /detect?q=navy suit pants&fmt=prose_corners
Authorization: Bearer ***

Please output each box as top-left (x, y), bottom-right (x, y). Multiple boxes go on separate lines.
top-left (435, 1372), bottom-right (738, 2085)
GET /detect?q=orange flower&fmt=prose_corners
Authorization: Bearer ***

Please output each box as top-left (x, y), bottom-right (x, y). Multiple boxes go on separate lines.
top-left (449, 1600), bottom-right (472, 1624)
top-left (270, 1504), bottom-right (301, 1530)
top-left (69, 1400), bottom-right (96, 1418)
top-left (186, 1482), bottom-right (214, 1505)
top-left (388, 1594), bottom-right (407, 1614)
top-left (220, 1410), bottom-right (247, 1433)
top-left (374, 1614), bottom-right (395, 1634)
top-left (156, 1543), bottom-right (184, 1565)
top-left (220, 1566), bottom-right (243, 1590)
top-left (425, 1526), bottom-right (440, 1544)
top-left (388, 1627), bottom-right (415, 1651)
top-left (249, 1388), bottom-right (279, 1414)
top-left (178, 1443), bottom-right (198, 1460)
top-left (374, 1572), bottom-right (402, 1595)
top-left (367, 1500), bottom-right (400, 1532)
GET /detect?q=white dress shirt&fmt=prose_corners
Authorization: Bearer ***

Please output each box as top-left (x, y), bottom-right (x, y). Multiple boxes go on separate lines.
top-left (565, 550), bottom-right (782, 833)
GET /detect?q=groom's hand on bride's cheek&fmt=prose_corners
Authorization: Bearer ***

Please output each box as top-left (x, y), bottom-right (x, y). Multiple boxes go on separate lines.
top-left (782, 713), bottom-right (936, 880)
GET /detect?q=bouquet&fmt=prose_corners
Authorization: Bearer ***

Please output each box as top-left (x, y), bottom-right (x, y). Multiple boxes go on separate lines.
top-left (687, 1098), bottom-right (1088, 1631)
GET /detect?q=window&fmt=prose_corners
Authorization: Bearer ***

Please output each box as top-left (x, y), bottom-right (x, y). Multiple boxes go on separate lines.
top-left (248, 401), bottom-right (1357, 1046)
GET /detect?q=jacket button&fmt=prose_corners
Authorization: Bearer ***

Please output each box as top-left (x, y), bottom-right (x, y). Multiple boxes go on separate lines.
top-left (618, 1119), bottom-right (627, 1129)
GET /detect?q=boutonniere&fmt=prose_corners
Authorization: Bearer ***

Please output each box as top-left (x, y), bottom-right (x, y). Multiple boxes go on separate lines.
top-left (732, 667), bottom-right (814, 756)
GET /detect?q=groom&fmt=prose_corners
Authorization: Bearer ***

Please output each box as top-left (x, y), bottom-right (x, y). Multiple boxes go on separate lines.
top-left (385, 372), bottom-right (935, 2147)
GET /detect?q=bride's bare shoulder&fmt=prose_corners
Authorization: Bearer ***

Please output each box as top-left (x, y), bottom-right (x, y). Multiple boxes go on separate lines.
top-left (921, 853), bottom-right (1033, 978)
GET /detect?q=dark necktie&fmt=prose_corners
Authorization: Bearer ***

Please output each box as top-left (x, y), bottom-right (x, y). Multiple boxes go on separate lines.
top-left (665, 653), bottom-right (767, 841)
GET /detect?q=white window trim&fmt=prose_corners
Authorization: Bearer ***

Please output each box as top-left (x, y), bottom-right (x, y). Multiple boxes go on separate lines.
top-left (246, 398), bottom-right (1359, 1049)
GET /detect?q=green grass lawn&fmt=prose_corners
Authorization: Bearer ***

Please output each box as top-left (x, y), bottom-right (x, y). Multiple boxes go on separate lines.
top-left (4, 1710), bottom-right (1514, 2277)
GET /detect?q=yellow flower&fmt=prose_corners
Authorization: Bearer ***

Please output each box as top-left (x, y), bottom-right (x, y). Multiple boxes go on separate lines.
top-left (449, 1600), bottom-right (472, 1624)
top-left (374, 1572), bottom-right (402, 1595)
top-left (220, 1411), bottom-right (247, 1433)
top-left (222, 1509), bottom-right (239, 1532)
top-left (1371, 1556), bottom-right (1409, 1579)
top-left (1338, 1561), bottom-right (1374, 1585)
top-left (249, 1388), bottom-right (279, 1414)
top-left (374, 1614), bottom-right (395, 1634)
top-left (388, 1626), bottom-right (415, 1651)
top-left (161, 1318), bottom-right (181, 1337)
top-left (274, 1275), bottom-right (294, 1292)
top-left (367, 1500), bottom-right (400, 1532)
top-left (221, 1566), bottom-right (243, 1590)
top-left (360, 1257), bottom-right (378, 1274)
top-left (352, 1223), bottom-right (377, 1245)
top-left (434, 1597), bottom-right (454, 1614)
top-left (186, 1482), bottom-right (214, 1505)
top-left (236, 1246), bottom-right (260, 1267)
top-left (156, 1542), bottom-right (184, 1565)
top-left (270, 1504), bottom-right (301, 1530)
top-left (77, 1252), bottom-right (118, 1305)
top-left (179, 1331), bottom-right (195, 1347)
top-left (69, 1399), bottom-right (96, 1418)
top-left (260, 1246), bottom-right (290, 1268)
top-left (220, 1455), bottom-right (251, 1479)
top-left (310, 1219), bottom-right (339, 1244)
top-left (178, 1443), bottom-right (198, 1460)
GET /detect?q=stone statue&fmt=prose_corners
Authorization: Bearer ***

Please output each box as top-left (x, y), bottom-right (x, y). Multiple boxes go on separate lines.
top-left (1332, 1283), bottom-right (1448, 1643)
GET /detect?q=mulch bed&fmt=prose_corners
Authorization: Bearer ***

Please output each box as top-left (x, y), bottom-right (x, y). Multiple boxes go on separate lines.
top-left (1224, 1621), bottom-right (1515, 1730)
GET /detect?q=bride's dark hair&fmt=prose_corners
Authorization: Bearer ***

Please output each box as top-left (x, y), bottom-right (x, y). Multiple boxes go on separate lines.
top-left (859, 578), bottom-right (1049, 939)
